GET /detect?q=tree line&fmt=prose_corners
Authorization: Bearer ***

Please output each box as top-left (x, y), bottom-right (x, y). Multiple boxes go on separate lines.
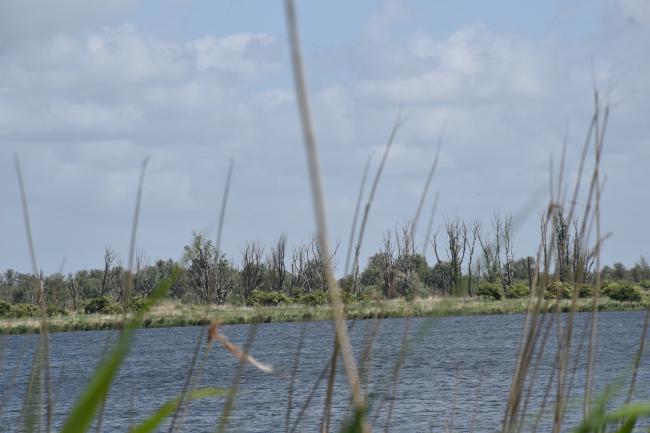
top-left (1, 212), bottom-right (649, 312)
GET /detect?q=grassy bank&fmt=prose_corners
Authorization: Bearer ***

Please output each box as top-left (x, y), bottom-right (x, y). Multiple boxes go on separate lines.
top-left (1, 296), bottom-right (647, 335)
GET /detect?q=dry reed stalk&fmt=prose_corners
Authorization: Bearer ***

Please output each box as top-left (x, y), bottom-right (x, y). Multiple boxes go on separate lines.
top-left (14, 154), bottom-right (53, 433)
top-left (321, 335), bottom-right (340, 433)
top-left (123, 158), bottom-right (150, 309)
top-left (516, 311), bottom-right (555, 432)
top-left (174, 159), bottom-right (235, 431)
top-left (359, 317), bottom-right (382, 396)
top-left (286, 326), bottom-right (306, 433)
top-left (626, 302), bottom-right (650, 404)
top-left (208, 320), bottom-right (273, 374)
top-left (283, 0), bottom-right (366, 425)
top-left (215, 158), bottom-right (234, 259)
top-left (382, 319), bottom-right (411, 433)
top-left (412, 122), bottom-right (444, 239)
top-left (469, 365), bottom-right (485, 433)
top-left (216, 323), bottom-right (258, 433)
top-left (323, 154), bottom-right (371, 433)
top-left (168, 326), bottom-right (206, 433)
top-left (584, 93), bottom-right (609, 417)
top-left (344, 155), bottom-right (372, 277)
top-left (352, 118), bottom-right (402, 295)
top-left (290, 322), bottom-right (358, 433)
top-left (421, 191), bottom-right (440, 257)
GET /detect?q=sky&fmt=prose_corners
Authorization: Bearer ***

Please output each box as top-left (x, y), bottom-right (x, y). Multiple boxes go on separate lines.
top-left (0, 0), bottom-right (648, 275)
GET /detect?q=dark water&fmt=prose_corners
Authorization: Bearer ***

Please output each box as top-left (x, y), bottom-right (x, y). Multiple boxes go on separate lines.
top-left (1, 311), bottom-right (649, 432)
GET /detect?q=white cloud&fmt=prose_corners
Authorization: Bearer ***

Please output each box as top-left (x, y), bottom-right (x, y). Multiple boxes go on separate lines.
top-left (187, 33), bottom-right (277, 74)
top-left (360, 25), bottom-right (548, 104)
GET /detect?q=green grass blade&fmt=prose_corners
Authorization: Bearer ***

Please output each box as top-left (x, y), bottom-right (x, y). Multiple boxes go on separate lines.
top-left (130, 388), bottom-right (225, 433)
top-left (615, 417), bottom-right (637, 433)
top-left (59, 269), bottom-right (178, 433)
top-left (339, 408), bottom-right (366, 433)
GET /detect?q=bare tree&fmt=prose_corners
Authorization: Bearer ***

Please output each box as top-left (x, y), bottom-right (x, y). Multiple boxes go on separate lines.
top-left (267, 235), bottom-right (287, 292)
top-left (555, 209), bottom-right (571, 282)
top-left (379, 231), bottom-right (397, 298)
top-left (502, 215), bottom-right (515, 289)
top-left (466, 220), bottom-right (480, 295)
top-left (290, 236), bottom-right (335, 293)
top-left (445, 217), bottom-right (468, 295)
top-left (395, 220), bottom-right (417, 295)
top-left (101, 247), bottom-right (115, 297)
top-left (240, 241), bottom-right (265, 300)
top-left (67, 273), bottom-right (80, 311)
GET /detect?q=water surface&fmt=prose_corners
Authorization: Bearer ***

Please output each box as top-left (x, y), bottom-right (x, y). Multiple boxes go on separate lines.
top-left (1, 311), bottom-right (648, 432)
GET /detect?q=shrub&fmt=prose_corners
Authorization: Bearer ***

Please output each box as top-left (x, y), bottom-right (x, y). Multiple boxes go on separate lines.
top-left (341, 290), bottom-right (355, 304)
top-left (247, 290), bottom-right (292, 306)
top-left (640, 280), bottom-right (650, 289)
top-left (506, 284), bottom-right (529, 299)
top-left (128, 296), bottom-right (150, 313)
top-left (0, 300), bottom-right (11, 317)
top-left (476, 283), bottom-right (504, 301)
top-left (577, 284), bottom-right (592, 298)
top-left (298, 291), bottom-right (329, 306)
top-left (544, 282), bottom-right (573, 300)
top-left (602, 282), bottom-right (620, 298)
top-left (47, 304), bottom-right (69, 317)
top-left (8, 303), bottom-right (41, 318)
top-left (607, 284), bottom-right (642, 302)
top-left (84, 297), bottom-right (123, 315)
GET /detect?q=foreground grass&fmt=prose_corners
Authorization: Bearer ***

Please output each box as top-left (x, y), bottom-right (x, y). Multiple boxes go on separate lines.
top-left (1, 296), bottom-right (647, 335)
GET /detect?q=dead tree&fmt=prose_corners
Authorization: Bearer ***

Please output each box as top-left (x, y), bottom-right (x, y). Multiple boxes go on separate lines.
top-left (502, 215), bottom-right (515, 289)
top-left (67, 273), bottom-right (80, 311)
top-left (101, 247), bottom-right (115, 297)
top-left (466, 220), bottom-right (480, 295)
top-left (555, 209), bottom-right (571, 283)
top-left (379, 231), bottom-right (397, 299)
top-left (267, 235), bottom-right (287, 292)
top-left (395, 220), bottom-right (417, 295)
top-left (445, 217), bottom-right (468, 295)
top-left (240, 241), bottom-right (265, 300)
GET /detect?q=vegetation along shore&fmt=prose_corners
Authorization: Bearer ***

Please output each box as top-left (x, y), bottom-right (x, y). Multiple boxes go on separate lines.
top-left (1, 294), bottom-right (648, 335)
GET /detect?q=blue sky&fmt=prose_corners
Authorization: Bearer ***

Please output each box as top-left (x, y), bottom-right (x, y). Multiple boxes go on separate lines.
top-left (0, 0), bottom-right (648, 274)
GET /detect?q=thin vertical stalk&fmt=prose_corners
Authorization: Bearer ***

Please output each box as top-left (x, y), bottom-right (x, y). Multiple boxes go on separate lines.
top-left (284, 0), bottom-right (365, 418)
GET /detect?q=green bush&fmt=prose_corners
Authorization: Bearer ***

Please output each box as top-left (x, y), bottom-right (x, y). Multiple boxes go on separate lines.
top-left (47, 304), bottom-right (69, 317)
top-left (506, 284), bottom-right (529, 299)
top-left (0, 300), bottom-right (11, 317)
top-left (8, 303), bottom-right (41, 318)
top-left (607, 284), bottom-right (642, 302)
top-left (247, 290), bottom-right (292, 306)
top-left (128, 296), bottom-right (150, 313)
top-left (477, 283), bottom-right (504, 301)
top-left (602, 282), bottom-right (620, 298)
top-left (84, 297), bottom-right (123, 314)
top-left (298, 291), bottom-right (329, 306)
top-left (640, 280), bottom-right (650, 289)
top-left (577, 284), bottom-right (593, 298)
top-left (341, 290), bottom-right (355, 304)
top-left (544, 281), bottom-right (573, 300)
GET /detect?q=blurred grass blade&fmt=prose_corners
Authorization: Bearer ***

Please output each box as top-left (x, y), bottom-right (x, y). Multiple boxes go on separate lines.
top-left (130, 388), bottom-right (225, 433)
top-left (340, 408), bottom-right (366, 433)
top-left (614, 417), bottom-right (636, 433)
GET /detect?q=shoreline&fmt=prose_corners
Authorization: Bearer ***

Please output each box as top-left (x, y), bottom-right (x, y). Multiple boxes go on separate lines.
top-left (0, 297), bottom-right (647, 335)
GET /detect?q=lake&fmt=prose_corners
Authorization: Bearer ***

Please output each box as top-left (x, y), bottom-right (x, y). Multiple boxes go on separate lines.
top-left (1, 311), bottom-right (649, 432)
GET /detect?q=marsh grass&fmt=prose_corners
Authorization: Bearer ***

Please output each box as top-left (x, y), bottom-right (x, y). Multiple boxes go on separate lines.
top-left (0, 296), bottom-right (647, 335)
